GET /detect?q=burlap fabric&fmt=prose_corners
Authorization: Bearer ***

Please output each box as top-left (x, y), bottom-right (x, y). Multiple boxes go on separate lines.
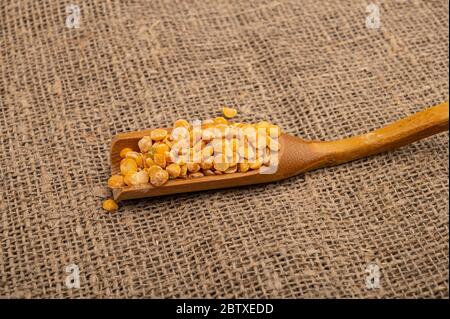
top-left (0, 0), bottom-right (448, 298)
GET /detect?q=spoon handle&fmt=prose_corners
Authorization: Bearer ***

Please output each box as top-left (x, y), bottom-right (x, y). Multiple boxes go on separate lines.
top-left (309, 102), bottom-right (449, 169)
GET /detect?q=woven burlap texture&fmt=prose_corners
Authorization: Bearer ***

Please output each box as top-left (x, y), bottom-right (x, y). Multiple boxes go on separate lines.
top-left (0, 0), bottom-right (448, 298)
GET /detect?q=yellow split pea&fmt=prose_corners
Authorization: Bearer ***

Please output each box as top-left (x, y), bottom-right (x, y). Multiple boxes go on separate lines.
top-left (150, 169), bottom-right (169, 186)
top-left (151, 129), bottom-right (168, 141)
top-left (128, 170), bottom-right (149, 186)
top-left (222, 107), bottom-right (237, 119)
top-left (120, 158), bottom-right (137, 175)
top-left (108, 175), bottom-right (124, 188)
top-left (120, 147), bottom-right (133, 158)
top-left (174, 119), bottom-right (191, 130)
top-left (166, 163), bottom-right (181, 178)
top-left (138, 136), bottom-right (152, 153)
top-left (102, 199), bottom-right (118, 212)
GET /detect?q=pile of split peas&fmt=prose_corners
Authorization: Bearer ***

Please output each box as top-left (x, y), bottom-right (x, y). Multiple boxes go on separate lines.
top-left (102, 107), bottom-right (281, 211)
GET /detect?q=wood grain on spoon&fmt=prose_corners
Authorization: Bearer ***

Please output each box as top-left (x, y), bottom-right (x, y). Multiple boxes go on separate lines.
top-left (110, 102), bottom-right (449, 201)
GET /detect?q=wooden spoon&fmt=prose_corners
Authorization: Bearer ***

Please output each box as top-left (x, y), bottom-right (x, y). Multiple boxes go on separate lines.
top-left (110, 102), bottom-right (448, 201)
